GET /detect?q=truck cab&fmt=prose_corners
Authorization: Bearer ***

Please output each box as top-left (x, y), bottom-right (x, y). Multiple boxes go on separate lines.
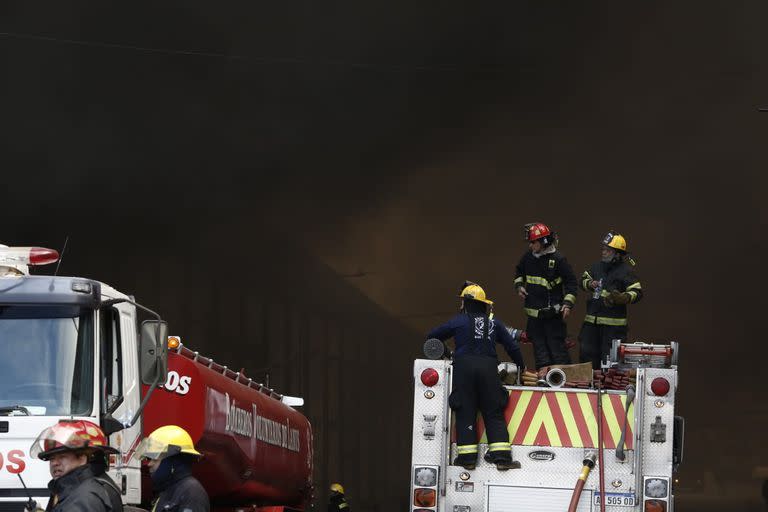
top-left (0, 247), bottom-right (167, 509)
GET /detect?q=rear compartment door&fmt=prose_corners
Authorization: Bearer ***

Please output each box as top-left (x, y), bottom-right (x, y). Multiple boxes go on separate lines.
top-left (486, 484), bottom-right (592, 512)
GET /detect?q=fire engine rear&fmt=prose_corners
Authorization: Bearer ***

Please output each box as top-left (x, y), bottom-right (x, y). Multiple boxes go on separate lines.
top-left (411, 339), bottom-right (683, 512)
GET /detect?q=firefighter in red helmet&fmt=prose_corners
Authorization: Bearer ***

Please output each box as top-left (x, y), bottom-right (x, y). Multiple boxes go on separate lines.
top-left (29, 419), bottom-right (122, 512)
top-left (514, 222), bottom-right (578, 369)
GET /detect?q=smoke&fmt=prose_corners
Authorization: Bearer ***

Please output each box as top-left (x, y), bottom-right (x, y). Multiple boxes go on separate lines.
top-left (2, 0), bottom-right (768, 496)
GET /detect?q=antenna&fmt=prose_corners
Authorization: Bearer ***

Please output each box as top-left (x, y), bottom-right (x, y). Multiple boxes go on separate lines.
top-left (54, 235), bottom-right (69, 276)
top-left (17, 473), bottom-right (38, 511)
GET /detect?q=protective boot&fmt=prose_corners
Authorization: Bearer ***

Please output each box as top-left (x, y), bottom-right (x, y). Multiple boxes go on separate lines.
top-left (484, 450), bottom-right (521, 471)
top-left (453, 454), bottom-right (477, 470)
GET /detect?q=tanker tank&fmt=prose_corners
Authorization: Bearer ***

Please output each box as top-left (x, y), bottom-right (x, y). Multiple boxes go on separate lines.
top-left (141, 342), bottom-right (313, 509)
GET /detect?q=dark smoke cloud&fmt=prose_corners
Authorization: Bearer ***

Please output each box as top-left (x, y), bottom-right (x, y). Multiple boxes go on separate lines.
top-left (2, 0), bottom-right (768, 503)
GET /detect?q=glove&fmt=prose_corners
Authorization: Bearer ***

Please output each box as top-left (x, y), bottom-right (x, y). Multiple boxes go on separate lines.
top-left (24, 502), bottom-right (43, 512)
top-left (604, 290), bottom-right (631, 306)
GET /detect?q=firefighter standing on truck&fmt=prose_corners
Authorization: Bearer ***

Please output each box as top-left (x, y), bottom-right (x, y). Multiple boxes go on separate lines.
top-left (29, 420), bottom-right (122, 512)
top-left (514, 222), bottom-right (577, 369)
top-left (578, 231), bottom-right (643, 369)
top-left (327, 483), bottom-right (350, 511)
top-left (136, 425), bottom-right (210, 512)
top-left (426, 284), bottom-right (525, 471)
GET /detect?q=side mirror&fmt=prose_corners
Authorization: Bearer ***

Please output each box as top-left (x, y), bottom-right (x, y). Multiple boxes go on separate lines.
top-left (140, 320), bottom-right (168, 386)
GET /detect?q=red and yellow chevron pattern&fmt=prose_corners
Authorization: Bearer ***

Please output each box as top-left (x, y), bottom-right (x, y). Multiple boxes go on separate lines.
top-left (453, 390), bottom-right (634, 449)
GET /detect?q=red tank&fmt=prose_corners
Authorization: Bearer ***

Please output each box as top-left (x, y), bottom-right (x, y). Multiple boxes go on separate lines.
top-left (142, 344), bottom-right (313, 509)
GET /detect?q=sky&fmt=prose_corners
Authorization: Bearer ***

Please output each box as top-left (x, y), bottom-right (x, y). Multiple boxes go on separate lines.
top-left (2, 0), bottom-right (768, 502)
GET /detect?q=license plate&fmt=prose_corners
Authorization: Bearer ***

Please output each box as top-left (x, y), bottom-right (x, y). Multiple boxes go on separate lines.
top-left (593, 492), bottom-right (637, 507)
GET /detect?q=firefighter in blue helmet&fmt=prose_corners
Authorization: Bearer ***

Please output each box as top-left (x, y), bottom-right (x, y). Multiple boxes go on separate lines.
top-left (426, 284), bottom-right (525, 471)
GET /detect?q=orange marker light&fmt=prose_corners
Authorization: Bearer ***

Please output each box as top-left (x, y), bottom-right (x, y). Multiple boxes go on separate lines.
top-left (167, 336), bottom-right (181, 349)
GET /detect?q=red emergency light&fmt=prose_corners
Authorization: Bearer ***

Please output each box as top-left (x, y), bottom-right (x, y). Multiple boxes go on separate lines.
top-left (0, 247), bottom-right (59, 266)
top-left (420, 368), bottom-right (439, 387)
top-left (650, 377), bottom-right (670, 396)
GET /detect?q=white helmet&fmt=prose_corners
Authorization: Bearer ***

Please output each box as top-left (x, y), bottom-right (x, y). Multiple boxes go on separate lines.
top-left (0, 244), bottom-right (29, 277)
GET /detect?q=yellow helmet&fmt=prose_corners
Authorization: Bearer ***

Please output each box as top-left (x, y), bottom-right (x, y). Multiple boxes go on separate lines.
top-left (458, 284), bottom-right (493, 305)
top-left (602, 232), bottom-right (627, 252)
top-left (135, 425), bottom-right (201, 461)
top-left (330, 482), bottom-right (345, 494)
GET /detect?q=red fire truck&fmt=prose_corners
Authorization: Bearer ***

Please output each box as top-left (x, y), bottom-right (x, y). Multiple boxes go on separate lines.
top-left (410, 336), bottom-right (683, 512)
top-left (0, 245), bottom-right (313, 511)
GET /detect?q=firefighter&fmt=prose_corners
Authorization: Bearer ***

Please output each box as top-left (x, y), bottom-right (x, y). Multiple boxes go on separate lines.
top-left (29, 419), bottom-right (122, 512)
top-left (578, 231), bottom-right (643, 369)
top-left (514, 222), bottom-right (577, 369)
top-left (427, 284), bottom-right (525, 471)
top-left (136, 425), bottom-right (210, 512)
top-left (327, 482), bottom-right (350, 511)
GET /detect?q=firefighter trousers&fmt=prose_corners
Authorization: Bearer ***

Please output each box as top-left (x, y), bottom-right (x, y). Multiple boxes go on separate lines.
top-left (526, 316), bottom-right (571, 369)
top-left (449, 355), bottom-right (511, 465)
top-left (578, 322), bottom-right (627, 370)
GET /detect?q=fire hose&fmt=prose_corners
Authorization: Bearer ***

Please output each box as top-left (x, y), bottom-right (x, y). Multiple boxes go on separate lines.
top-left (596, 382), bottom-right (606, 512)
top-left (567, 452), bottom-right (597, 512)
top-left (615, 384), bottom-right (636, 462)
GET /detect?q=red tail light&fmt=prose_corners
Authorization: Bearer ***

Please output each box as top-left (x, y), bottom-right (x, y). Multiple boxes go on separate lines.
top-left (420, 368), bottom-right (439, 387)
top-left (644, 499), bottom-right (667, 512)
top-left (413, 488), bottom-right (436, 507)
top-left (650, 377), bottom-right (670, 396)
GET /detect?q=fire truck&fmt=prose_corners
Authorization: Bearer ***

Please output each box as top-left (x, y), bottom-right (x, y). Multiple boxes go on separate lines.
top-left (410, 336), bottom-right (684, 512)
top-left (0, 246), bottom-right (313, 511)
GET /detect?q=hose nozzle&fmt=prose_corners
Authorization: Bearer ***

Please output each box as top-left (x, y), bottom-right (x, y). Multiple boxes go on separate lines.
top-left (583, 451), bottom-right (597, 469)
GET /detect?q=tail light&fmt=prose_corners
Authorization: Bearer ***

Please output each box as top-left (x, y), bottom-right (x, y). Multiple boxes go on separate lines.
top-left (650, 377), bottom-right (670, 396)
top-left (413, 488), bottom-right (436, 507)
top-left (644, 499), bottom-right (666, 512)
top-left (420, 368), bottom-right (439, 387)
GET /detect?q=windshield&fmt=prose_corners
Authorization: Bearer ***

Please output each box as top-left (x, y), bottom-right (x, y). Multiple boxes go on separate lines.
top-left (0, 305), bottom-right (94, 416)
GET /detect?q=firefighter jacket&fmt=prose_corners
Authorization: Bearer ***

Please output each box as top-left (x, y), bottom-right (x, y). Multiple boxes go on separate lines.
top-left (91, 461), bottom-right (124, 512)
top-left (579, 259), bottom-right (643, 326)
top-left (328, 493), bottom-right (350, 511)
top-left (514, 249), bottom-right (578, 317)
top-left (44, 464), bottom-right (116, 512)
top-left (426, 313), bottom-right (525, 369)
top-left (151, 459), bottom-right (209, 512)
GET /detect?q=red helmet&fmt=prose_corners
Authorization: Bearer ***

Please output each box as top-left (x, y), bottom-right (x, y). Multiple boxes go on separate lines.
top-left (524, 223), bottom-right (554, 245)
top-left (30, 420), bottom-right (118, 461)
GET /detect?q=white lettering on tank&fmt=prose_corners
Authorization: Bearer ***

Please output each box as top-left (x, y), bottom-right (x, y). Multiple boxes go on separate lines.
top-left (223, 394), bottom-right (301, 451)
top-left (162, 371), bottom-right (192, 395)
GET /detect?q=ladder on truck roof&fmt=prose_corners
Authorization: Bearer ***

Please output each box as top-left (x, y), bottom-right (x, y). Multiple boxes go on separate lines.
top-left (170, 342), bottom-right (285, 401)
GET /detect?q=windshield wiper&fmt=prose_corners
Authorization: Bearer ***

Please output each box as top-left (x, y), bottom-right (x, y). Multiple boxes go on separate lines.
top-left (0, 406), bottom-right (30, 416)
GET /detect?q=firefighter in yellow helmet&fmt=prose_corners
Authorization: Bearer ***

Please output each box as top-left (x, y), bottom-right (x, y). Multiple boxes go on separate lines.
top-left (578, 232), bottom-right (643, 369)
top-left (426, 284), bottom-right (524, 471)
top-left (328, 482), bottom-right (350, 511)
top-left (136, 425), bottom-right (210, 512)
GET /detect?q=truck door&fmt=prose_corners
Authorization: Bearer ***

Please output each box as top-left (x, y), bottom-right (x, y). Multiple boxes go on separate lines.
top-left (100, 304), bottom-right (142, 503)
